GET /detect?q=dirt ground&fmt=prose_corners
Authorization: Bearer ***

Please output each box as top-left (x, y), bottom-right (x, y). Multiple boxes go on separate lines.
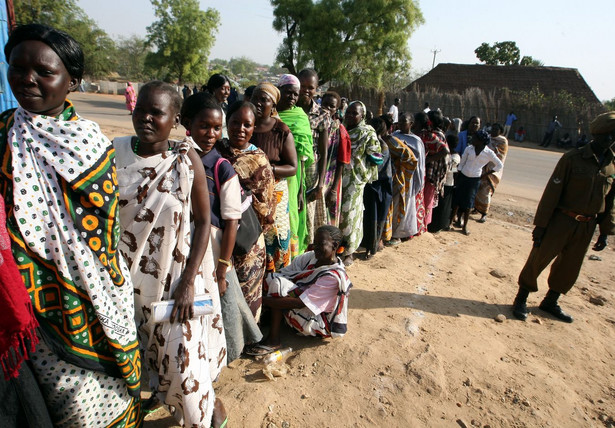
top-left (138, 194), bottom-right (614, 428)
top-left (91, 104), bottom-right (615, 428)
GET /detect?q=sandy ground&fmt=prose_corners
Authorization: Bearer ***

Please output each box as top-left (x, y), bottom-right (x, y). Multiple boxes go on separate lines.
top-left (84, 95), bottom-right (615, 428)
top-left (139, 190), bottom-right (615, 428)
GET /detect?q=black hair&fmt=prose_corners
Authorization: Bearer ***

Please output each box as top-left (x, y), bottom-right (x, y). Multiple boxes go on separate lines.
top-left (5, 24), bottom-right (84, 81)
top-left (365, 110), bottom-right (374, 122)
top-left (442, 116), bottom-right (451, 131)
top-left (380, 114), bottom-right (393, 129)
top-left (316, 225), bottom-right (345, 247)
top-left (244, 85), bottom-right (256, 100)
top-left (322, 91), bottom-right (341, 107)
top-left (138, 81), bottom-right (182, 115)
top-left (180, 91), bottom-right (222, 128)
top-left (427, 110), bottom-right (444, 130)
top-left (491, 122), bottom-right (504, 134)
top-left (226, 101), bottom-right (256, 125)
top-left (399, 111), bottom-right (413, 123)
top-left (370, 117), bottom-right (387, 136)
top-left (298, 68), bottom-right (318, 81)
top-left (414, 111), bottom-right (429, 129)
top-left (206, 73), bottom-right (231, 93)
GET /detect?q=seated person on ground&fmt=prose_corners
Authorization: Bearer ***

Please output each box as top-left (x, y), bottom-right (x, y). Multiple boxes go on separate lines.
top-left (576, 134), bottom-right (589, 148)
top-left (514, 126), bottom-right (526, 142)
top-left (557, 133), bottom-right (572, 148)
top-left (247, 226), bottom-right (352, 355)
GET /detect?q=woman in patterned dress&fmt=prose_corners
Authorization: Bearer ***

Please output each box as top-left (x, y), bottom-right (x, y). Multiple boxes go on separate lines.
top-left (0, 24), bottom-right (142, 427)
top-left (249, 82), bottom-right (297, 272)
top-left (217, 101), bottom-right (276, 321)
top-left (114, 81), bottom-right (227, 428)
top-left (338, 101), bottom-right (381, 266)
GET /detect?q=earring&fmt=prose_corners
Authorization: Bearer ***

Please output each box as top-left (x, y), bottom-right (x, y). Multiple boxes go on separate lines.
top-left (186, 130), bottom-right (191, 137)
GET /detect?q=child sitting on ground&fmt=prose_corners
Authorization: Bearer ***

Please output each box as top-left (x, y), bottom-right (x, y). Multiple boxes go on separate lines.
top-left (246, 225), bottom-right (351, 356)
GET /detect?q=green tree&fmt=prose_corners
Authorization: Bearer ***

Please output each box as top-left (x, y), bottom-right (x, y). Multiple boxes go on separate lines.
top-left (604, 98), bottom-right (615, 111)
top-left (228, 57), bottom-right (261, 78)
top-left (474, 41), bottom-right (521, 65)
top-left (146, 0), bottom-right (220, 84)
top-left (271, 0), bottom-right (423, 88)
top-left (520, 55), bottom-right (544, 67)
top-left (116, 36), bottom-right (149, 80)
top-left (14, 0), bottom-right (117, 78)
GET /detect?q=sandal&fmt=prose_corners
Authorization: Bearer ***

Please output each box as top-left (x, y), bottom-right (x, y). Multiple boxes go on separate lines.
top-left (385, 238), bottom-right (401, 247)
top-left (244, 343), bottom-right (280, 357)
top-left (143, 396), bottom-right (164, 415)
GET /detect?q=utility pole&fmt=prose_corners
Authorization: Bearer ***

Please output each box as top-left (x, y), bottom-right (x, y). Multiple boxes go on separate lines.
top-left (431, 48), bottom-right (441, 69)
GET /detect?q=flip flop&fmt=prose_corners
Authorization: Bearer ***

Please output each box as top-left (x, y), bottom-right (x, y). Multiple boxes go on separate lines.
top-left (244, 343), bottom-right (280, 357)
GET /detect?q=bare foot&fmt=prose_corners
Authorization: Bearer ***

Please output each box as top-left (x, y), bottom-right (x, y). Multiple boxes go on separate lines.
top-left (212, 397), bottom-right (227, 428)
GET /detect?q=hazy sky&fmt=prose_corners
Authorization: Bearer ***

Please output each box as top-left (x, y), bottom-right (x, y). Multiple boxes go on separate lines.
top-left (77, 0), bottom-right (615, 101)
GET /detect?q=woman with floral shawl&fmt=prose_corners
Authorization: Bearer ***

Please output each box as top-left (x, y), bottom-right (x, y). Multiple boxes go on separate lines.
top-left (124, 81), bottom-right (136, 114)
top-left (114, 81), bottom-right (227, 427)
top-left (1, 24), bottom-right (142, 427)
top-left (250, 82), bottom-right (298, 271)
top-left (474, 123), bottom-right (508, 222)
top-left (218, 101), bottom-right (275, 321)
top-left (277, 74), bottom-right (314, 257)
top-left (339, 101), bottom-right (381, 266)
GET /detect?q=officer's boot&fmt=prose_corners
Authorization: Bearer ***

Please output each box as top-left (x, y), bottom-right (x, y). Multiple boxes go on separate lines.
top-left (512, 287), bottom-right (530, 320)
top-left (539, 289), bottom-right (573, 323)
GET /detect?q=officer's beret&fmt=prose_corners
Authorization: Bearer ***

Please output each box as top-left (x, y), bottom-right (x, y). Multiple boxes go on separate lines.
top-left (590, 111), bottom-right (615, 135)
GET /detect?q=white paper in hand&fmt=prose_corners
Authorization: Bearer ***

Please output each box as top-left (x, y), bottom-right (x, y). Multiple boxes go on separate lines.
top-left (150, 293), bottom-right (214, 323)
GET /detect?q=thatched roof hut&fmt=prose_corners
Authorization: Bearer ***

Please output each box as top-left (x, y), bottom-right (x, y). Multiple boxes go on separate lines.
top-left (405, 63), bottom-right (601, 106)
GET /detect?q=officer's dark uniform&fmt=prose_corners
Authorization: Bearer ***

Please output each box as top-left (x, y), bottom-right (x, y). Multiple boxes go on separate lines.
top-left (518, 144), bottom-right (615, 294)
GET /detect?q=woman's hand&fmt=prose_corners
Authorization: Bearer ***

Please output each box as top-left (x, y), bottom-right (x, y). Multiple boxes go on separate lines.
top-left (298, 191), bottom-right (305, 211)
top-left (214, 263), bottom-right (228, 296)
top-left (170, 276), bottom-right (195, 323)
top-left (325, 187), bottom-right (337, 210)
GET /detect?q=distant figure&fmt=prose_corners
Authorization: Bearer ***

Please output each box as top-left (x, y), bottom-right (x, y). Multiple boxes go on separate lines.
top-left (182, 84), bottom-right (192, 99)
top-left (193, 84), bottom-right (198, 95)
top-left (243, 85), bottom-right (256, 103)
top-left (423, 102), bottom-right (430, 113)
top-left (124, 81), bottom-right (136, 115)
top-left (514, 126), bottom-right (526, 142)
top-left (365, 110), bottom-right (374, 122)
top-left (540, 116), bottom-right (562, 147)
top-left (338, 97), bottom-right (348, 121)
top-left (557, 133), bottom-right (572, 148)
top-left (388, 97), bottom-right (400, 124)
top-left (503, 111), bottom-right (517, 138)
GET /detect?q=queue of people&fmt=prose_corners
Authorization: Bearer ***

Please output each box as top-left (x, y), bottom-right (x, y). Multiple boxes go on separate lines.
top-left (2, 22), bottom-right (613, 428)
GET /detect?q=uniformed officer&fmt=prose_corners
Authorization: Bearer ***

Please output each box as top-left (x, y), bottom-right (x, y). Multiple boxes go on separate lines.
top-left (512, 111), bottom-right (615, 322)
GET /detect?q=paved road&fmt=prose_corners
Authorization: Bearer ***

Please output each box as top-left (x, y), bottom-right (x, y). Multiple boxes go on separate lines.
top-left (69, 92), bottom-right (564, 203)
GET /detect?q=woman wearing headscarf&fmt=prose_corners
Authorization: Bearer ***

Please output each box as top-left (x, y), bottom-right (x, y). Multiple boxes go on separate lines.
top-left (277, 74), bottom-right (314, 257)
top-left (0, 24), bottom-right (141, 426)
top-left (339, 101), bottom-right (382, 266)
top-left (474, 123), bottom-right (508, 222)
top-left (250, 82), bottom-right (298, 271)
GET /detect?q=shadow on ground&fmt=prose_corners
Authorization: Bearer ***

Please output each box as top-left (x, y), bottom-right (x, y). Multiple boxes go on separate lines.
top-left (351, 288), bottom-right (510, 319)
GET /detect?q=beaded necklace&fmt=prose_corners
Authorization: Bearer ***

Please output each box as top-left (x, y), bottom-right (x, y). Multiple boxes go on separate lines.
top-left (132, 138), bottom-right (173, 155)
